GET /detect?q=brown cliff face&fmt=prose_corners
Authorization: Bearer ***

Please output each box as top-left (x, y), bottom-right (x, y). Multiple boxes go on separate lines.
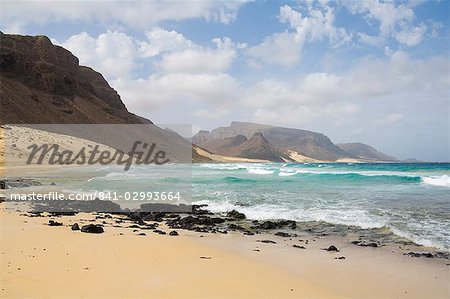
top-left (232, 132), bottom-right (290, 162)
top-left (0, 32), bottom-right (150, 124)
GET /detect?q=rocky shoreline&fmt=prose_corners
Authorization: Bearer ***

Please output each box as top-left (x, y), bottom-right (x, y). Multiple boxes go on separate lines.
top-left (8, 205), bottom-right (450, 261)
top-left (1, 177), bottom-right (449, 261)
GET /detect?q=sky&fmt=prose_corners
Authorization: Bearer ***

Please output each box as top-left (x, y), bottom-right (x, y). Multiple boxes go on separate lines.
top-left (1, 0), bottom-right (449, 161)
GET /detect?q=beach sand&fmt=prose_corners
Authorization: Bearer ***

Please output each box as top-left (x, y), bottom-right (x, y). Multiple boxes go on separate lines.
top-left (1, 204), bottom-right (448, 299)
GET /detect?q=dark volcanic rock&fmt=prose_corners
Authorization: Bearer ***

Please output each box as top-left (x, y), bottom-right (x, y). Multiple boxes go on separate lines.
top-left (293, 245), bottom-right (306, 249)
top-left (192, 204), bottom-right (212, 215)
top-left (169, 230), bottom-right (179, 236)
top-left (358, 242), bottom-right (379, 248)
top-left (253, 220), bottom-right (297, 230)
top-left (404, 252), bottom-right (449, 259)
top-left (226, 209), bottom-right (246, 220)
top-left (81, 224), bottom-right (104, 234)
top-left (153, 229), bottom-right (166, 235)
top-left (71, 223), bottom-right (80, 230)
top-left (275, 231), bottom-right (297, 238)
top-left (257, 240), bottom-right (277, 244)
top-left (227, 223), bottom-right (246, 231)
top-left (325, 245), bottom-right (339, 252)
top-left (167, 215), bottom-right (225, 231)
top-left (2, 178), bottom-right (42, 189)
top-left (50, 211), bottom-right (78, 216)
top-left (48, 220), bottom-right (63, 226)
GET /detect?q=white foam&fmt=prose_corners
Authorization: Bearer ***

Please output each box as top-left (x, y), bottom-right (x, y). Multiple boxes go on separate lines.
top-left (278, 169), bottom-right (421, 178)
top-left (192, 200), bottom-right (386, 229)
top-left (199, 163), bottom-right (250, 171)
top-left (248, 168), bottom-right (274, 175)
top-left (193, 199), bottom-right (239, 213)
top-left (297, 208), bottom-right (387, 229)
top-left (278, 171), bottom-right (297, 177)
top-left (421, 175), bottom-right (450, 188)
top-left (390, 227), bottom-right (446, 250)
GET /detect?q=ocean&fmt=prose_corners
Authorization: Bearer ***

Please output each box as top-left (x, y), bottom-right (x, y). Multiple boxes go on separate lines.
top-left (191, 163), bottom-right (450, 250)
top-left (10, 162), bottom-right (449, 251)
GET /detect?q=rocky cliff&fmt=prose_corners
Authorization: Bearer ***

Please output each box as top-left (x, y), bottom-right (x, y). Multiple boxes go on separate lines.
top-left (0, 32), bottom-right (149, 124)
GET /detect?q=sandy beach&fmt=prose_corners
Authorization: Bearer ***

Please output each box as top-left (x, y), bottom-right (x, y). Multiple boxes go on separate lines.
top-left (1, 202), bottom-right (448, 299)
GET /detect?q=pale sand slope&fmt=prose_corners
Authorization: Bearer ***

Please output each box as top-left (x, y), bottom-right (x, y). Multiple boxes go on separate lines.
top-left (1, 125), bottom-right (128, 177)
top-left (194, 146), bottom-right (270, 163)
top-left (1, 205), bottom-right (448, 299)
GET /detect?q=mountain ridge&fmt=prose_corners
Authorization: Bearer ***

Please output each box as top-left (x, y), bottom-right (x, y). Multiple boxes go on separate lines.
top-left (193, 122), bottom-right (398, 163)
top-left (337, 142), bottom-right (398, 162)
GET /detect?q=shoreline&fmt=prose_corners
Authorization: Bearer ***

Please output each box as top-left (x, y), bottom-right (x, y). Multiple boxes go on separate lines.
top-left (1, 200), bottom-right (449, 298)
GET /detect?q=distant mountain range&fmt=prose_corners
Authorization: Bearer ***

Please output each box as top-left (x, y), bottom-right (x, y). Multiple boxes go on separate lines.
top-left (193, 122), bottom-right (398, 163)
top-left (337, 142), bottom-right (398, 162)
top-left (1, 32), bottom-right (398, 163)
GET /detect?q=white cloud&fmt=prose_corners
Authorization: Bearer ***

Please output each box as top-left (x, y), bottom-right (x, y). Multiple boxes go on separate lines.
top-left (395, 24), bottom-right (427, 47)
top-left (58, 28), bottom-right (240, 80)
top-left (59, 31), bottom-right (137, 79)
top-left (157, 38), bottom-right (237, 74)
top-left (139, 27), bottom-right (197, 58)
top-left (204, 1), bottom-right (248, 24)
top-left (241, 52), bottom-right (449, 127)
top-left (345, 0), bottom-right (427, 48)
top-left (1, 20), bottom-right (25, 34)
top-left (246, 32), bottom-right (303, 68)
top-left (247, 2), bottom-right (351, 68)
top-left (279, 4), bottom-right (352, 47)
top-left (0, 0), bottom-right (248, 31)
top-left (112, 73), bottom-right (239, 111)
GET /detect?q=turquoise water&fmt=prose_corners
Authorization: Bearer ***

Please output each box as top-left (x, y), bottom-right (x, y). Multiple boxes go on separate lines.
top-left (26, 162), bottom-right (449, 250)
top-left (192, 163), bottom-right (450, 250)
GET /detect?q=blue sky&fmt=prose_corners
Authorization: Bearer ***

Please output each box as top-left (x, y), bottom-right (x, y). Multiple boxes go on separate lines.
top-left (1, 0), bottom-right (449, 161)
